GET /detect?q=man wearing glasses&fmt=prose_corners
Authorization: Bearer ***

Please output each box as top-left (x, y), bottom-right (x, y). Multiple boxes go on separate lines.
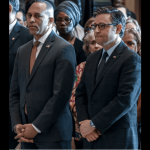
top-left (75, 6), bottom-right (141, 149)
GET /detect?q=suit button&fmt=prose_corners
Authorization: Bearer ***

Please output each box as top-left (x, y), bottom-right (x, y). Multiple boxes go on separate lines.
top-left (91, 101), bottom-right (94, 105)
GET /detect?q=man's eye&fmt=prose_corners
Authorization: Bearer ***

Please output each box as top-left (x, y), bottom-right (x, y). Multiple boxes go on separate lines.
top-left (35, 15), bottom-right (41, 18)
top-left (27, 14), bottom-right (31, 17)
top-left (128, 42), bottom-right (134, 45)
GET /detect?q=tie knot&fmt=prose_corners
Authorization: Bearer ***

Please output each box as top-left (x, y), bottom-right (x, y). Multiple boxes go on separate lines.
top-left (103, 51), bottom-right (108, 58)
top-left (34, 41), bottom-right (40, 47)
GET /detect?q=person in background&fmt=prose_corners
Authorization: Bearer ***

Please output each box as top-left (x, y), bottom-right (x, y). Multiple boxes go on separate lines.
top-left (122, 28), bottom-right (141, 149)
top-left (115, 5), bottom-right (128, 19)
top-left (112, 0), bottom-right (136, 19)
top-left (75, 6), bottom-right (141, 149)
top-left (16, 9), bottom-right (26, 26)
top-left (9, 0), bottom-right (33, 149)
top-left (70, 30), bottom-right (102, 149)
top-left (73, 24), bottom-right (85, 41)
top-left (54, 1), bottom-right (87, 66)
top-left (126, 16), bottom-right (141, 36)
top-left (83, 17), bottom-right (95, 39)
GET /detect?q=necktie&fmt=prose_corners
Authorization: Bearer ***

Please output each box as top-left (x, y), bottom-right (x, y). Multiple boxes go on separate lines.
top-left (30, 41), bottom-right (40, 74)
top-left (25, 41), bottom-right (40, 115)
top-left (96, 51), bottom-right (108, 83)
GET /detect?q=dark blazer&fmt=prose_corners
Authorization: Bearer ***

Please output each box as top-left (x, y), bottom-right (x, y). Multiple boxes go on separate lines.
top-left (9, 21), bottom-right (32, 148)
top-left (74, 38), bottom-right (87, 65)
top-left (9, 30), bottom-right (76, 143)
top-left (75, 41), bottom-right (141, 149)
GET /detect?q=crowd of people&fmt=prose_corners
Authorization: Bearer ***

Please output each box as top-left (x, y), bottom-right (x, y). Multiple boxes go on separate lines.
top-left (9, 0), bottom-right (141, 149)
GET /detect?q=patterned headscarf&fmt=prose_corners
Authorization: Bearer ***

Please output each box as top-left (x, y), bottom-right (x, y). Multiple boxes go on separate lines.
top-left (54, 1), bottom-right (80, 27)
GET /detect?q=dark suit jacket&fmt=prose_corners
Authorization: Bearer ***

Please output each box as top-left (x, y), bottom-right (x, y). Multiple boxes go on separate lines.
top-left (74, 38), bottom-right (87, 65)
top-left (9, 30), bottom-right (76, 143)
top-left (9, 21), bottom-right (32, 140)
top-left (75, 41), bottom-right (141, 149)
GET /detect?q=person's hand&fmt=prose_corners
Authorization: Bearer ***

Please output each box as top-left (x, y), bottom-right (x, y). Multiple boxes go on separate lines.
top-left (15, 124), bottom-right (34, 143)
top-left (15, 124), bottom-right (25, 134)
top-left (15, 124), bottom-right (38, 141)
top-left (79, 120), bottom-right (95, 137)
top-left (85, 130), bottom-right (100, 142)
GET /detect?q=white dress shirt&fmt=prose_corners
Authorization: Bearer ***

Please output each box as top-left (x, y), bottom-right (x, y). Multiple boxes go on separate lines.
top-left (32, 26), bottom-right (52, 133)
top-left (9, 19), bottom-right (17, 35)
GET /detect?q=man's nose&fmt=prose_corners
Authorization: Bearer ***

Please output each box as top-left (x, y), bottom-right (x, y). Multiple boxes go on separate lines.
top-left (30, 16), bottom-right (35, 22)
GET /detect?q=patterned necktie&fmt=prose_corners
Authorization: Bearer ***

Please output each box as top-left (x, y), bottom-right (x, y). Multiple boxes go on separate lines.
top-left (96, 51), bottom-right (108, 83)
top-left (29, 41), bottom-right (40, 74)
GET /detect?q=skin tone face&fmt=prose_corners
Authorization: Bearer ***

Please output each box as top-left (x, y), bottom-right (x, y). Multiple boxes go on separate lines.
top-left (26, 2), bottom-right (54, 40)
top-left (56, 12), bottom-right (74, 35)
top-left (122, 33), bottom-right (138, 52)
top-left (94, 13), bottom-right (122, 50)
top-left (16, 11), bottom-right (24, 25)
top-left (126, 22), bottom-right (136, 30)
top-left (89, 37), bottom-right (103, 53)
top-left (113, 0), bottom-right (125, 7)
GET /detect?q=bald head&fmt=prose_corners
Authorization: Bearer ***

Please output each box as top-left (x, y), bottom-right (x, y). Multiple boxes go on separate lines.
top-left (27, 0), bottom-right (54, 18)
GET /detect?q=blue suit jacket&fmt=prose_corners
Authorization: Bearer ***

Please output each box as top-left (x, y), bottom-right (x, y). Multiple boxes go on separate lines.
top-left (9, 21), bottom-right (32, 139)
top-left (75, 41), bottom-right (141, 149)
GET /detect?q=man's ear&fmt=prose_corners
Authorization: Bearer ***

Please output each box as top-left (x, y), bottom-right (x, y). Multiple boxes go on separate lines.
top-left (116, 24), bottom-right (122, 34)
top-left (9, 4), bottom-right (13, 14)
top-left (48, 17), bottom-right (54, 26)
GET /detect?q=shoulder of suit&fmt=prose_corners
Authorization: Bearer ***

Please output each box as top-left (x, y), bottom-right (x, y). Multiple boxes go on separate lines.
top-left (54, 33), bottom-right (74, 48)
top-left (17, 40), bottom-right (33, 53)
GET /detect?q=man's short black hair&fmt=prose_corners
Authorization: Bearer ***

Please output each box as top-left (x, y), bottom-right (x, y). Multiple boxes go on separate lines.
top-left (25, 0), bottom-right (55, 16)
top-left (9, 0), bottom-right (19, 14)
top-left (93, 6), bottom-right (126, 38)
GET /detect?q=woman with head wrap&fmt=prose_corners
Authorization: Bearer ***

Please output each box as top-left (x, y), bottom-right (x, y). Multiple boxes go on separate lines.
top-left (54, 1), bottom-right (87, 66)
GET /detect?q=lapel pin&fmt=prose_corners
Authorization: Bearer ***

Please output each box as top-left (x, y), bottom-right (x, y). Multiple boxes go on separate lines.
top-left (12, 37), bottom-right (15, 40)
top-left (46, 45), bottom-right (50, 48)
top-left (113, 56), bottom-right (116, 58)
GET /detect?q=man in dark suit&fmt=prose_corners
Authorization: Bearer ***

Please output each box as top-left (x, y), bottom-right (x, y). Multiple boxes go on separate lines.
top-left (9, 0), bottom-right (76, 149)
top-left (75, 6), bottom-right (141, 149)
top-left (9, 0), bottom-right (33, 149)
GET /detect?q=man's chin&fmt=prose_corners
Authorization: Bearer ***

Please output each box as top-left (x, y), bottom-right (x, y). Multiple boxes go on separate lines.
top-left (29, 30), bottom-right (37, 35)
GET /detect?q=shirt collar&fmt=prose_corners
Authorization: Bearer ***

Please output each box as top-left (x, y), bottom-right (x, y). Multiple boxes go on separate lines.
top-left (102, 40), bottom-right (121, 57)
top-left (9, 19), bottom-right (17, 31)
top-left (33, 26), bottom-right (52, 44)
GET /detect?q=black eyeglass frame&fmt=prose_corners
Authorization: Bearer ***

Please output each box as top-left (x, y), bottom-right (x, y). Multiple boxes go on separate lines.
top-left (55, 18), bottom-right (72, 24)
top-left (91, 23), bottom-right (118, 30)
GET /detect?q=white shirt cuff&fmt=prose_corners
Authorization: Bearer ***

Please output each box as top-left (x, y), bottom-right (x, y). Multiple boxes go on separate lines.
top-left (32, 124), bottom-right (41, 133)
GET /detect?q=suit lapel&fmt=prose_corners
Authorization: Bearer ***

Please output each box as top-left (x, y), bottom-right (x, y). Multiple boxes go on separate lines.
top-left (92, 41), bottom-right (127, 95)
top-left (9, 21), bottom-right (21, 49)
top-left (90, 49), bottom-right (103, 90)
top-left (26, 30), bottom-right (55, 88)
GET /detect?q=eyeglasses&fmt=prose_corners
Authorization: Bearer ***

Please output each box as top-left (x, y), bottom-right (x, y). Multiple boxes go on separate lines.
top-left (91, 23), bottom-right (118, 30)
top-left (56, 18), bottom-right (72, 24)
top-left (85, 27), bottom-right (95, 32)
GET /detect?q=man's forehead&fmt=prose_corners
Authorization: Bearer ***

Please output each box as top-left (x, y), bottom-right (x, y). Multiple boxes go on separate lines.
top-left (94, 14), bottom-right (111, 23)
top-left (28, 2), bottom-right (47, 14)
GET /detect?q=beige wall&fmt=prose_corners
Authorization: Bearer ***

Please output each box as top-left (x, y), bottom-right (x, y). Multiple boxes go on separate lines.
top-left (125, 0), bottom-right (141, 27)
